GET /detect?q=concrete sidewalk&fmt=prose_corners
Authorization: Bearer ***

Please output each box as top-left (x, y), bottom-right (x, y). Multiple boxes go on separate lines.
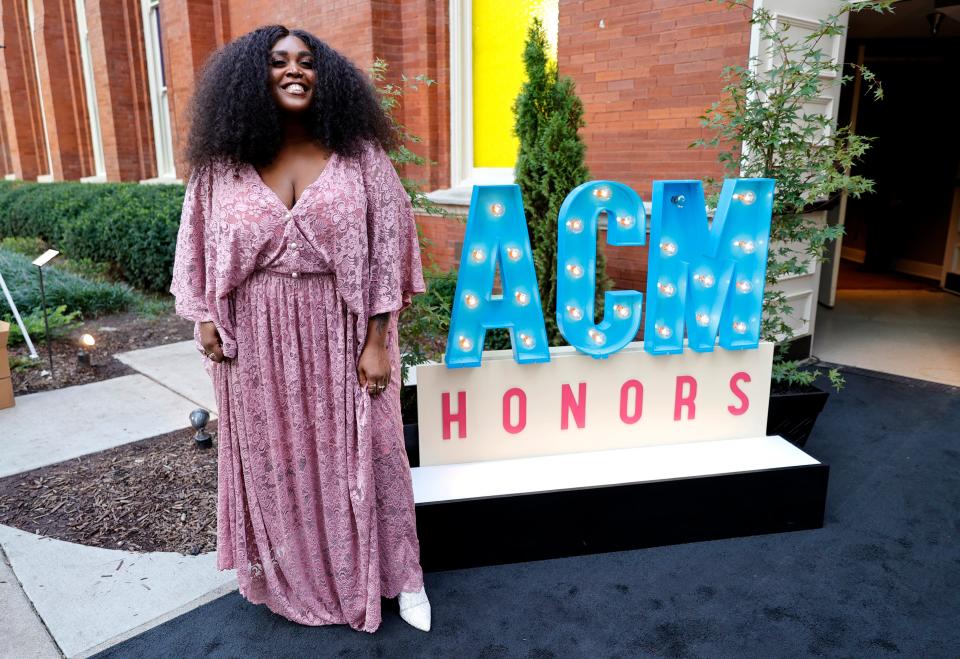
top-left (0, 340), bottom-right (231, 658)
top-left (1, 371), bottom-right (211, 479)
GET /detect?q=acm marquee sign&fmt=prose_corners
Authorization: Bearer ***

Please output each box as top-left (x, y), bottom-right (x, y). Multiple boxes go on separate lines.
top-left (416, 178), bottom-right (776, 467)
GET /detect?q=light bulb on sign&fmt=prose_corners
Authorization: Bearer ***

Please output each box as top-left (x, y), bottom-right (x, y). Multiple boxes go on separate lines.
top-left (734, 239), bottom-right (756, 254)
top-left (734, 191), bottom-right (756, 205)
top-left (656, 325), bottom-right (672, 339)
top-left (514, 290), bottom-right (530, 306)
top-left (470, 247), bottom-right (486, 263)
top-left (566, 305), bottom-right (583, 321)
top-left (659, 241), bottom-right (677, 257)
top-left (694, 273), bottom-right (715, 288)
top-left (736, 280), bottom-right (753, 294)
top-left (566, 218), bottom-right (584, 233)
top-left (592, 186), bottom-right (612, 200)
top-left (613, 304), bottom-right (631, 319)
top-left (458, 335), bottom-right (473, 350)
top-left (732, 321), bottom-right (748, 334)
top-left (616, 215), bottom-right (635, 229)
top-left (588, 328), bottom-right (607, 346)
top-left (519, 333), bottom-right (535, 349)
top-left (464, 293), bottom-right (479, 309)
top-left (695, 312), bottom-right (710, 327)
top-left (565, 263), bottom-right (584, 279)
top-left (489, 202), bottom-right (505, 217)
top-left (657, 281), bottom-right (676, 298)
top-left (506, 246), bottom-right (522, 262)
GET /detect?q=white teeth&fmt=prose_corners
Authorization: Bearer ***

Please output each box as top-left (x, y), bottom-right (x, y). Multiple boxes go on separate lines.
top-left (285, 84), bottom-right (305, 95)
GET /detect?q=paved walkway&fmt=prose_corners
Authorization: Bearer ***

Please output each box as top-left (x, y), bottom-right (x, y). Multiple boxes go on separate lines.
top-left (814, 289), bottom-right (960, 387)
top-left (0, 341), bottom-right (230, 658)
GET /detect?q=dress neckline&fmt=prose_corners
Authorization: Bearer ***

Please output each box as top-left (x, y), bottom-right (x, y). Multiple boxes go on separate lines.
top-left (250, 151), bottom-right (338, 213)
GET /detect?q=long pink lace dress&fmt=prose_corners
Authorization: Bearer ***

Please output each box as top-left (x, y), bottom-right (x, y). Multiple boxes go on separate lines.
top-left (169, 140), bottom-right (426, 633)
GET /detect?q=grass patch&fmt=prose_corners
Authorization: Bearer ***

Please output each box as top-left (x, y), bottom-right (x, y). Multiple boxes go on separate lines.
top-left (0, 247), bottom-right (137, 320)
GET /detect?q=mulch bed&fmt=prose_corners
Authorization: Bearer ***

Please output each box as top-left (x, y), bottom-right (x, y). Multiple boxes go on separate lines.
top-left (0, 423), bottom-right (218, 555)
top-left (8, 310), bottom-right (194, 395)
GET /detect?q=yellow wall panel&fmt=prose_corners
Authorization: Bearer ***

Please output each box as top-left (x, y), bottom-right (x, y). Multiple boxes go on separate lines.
top-left (472, 0), bottom-right (557, 170)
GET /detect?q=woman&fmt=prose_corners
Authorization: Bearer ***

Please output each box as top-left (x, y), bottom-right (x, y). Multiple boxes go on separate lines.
top-left (169, 25), bottom-right (430, 633)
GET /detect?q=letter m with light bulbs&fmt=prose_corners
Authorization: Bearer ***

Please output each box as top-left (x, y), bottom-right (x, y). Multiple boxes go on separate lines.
top-left (415, 178), bottom-right (777, 468)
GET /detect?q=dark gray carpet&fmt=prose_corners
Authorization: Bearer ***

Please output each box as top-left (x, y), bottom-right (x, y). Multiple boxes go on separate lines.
top-left (95, 367), bottom-right (960, 658)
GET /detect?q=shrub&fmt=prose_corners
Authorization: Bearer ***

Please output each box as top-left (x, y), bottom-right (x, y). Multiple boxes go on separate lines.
top-left (0, 236), bottom-right (46, 257)
top-left (0, 181), bottom-right (185, 293)
top-left (0, 248), bottom-right (137, 318)
top-left (399, 267), bottom-right (458, 382)
top-left (5, 304), bottom-right (82, 347)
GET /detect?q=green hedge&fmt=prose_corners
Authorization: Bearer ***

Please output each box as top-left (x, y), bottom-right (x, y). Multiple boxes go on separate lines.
top-left (0, 248), bottom-right (137, 318)
top-left (0, 180), bottom-right (185, 292)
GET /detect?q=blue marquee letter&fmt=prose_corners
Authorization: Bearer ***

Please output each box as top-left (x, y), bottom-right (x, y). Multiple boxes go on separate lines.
top-left (444, 185), bottom-right (550, 368)
top-left (644, 179), bottom-right (774, 354)
top-left (556, 180), bottom-right (645, 358)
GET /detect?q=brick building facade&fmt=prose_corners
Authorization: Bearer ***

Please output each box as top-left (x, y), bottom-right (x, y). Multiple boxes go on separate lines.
top-left (0, 0), bottom-right (751, 290)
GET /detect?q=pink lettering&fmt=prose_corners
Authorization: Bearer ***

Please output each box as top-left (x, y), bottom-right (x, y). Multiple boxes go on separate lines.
top-left (502, 387), bottom-right (527, 434)
top-left (561, 382), bottom-right (587, 430)
top-left (728, 371), bottom-right (751, 416)
top-left (619, 379), bottom-right (644, 424)
top-left (441, 391), bottom-right (467, 440)
top-left (674, 375), bottom-right (697, 421)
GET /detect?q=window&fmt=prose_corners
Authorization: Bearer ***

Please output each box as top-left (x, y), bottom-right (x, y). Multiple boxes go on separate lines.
top-left (75, 0), bottom-right (106, 180)
top-left (141, 0), bottom-right (176, 180)
top-left (436, 0), bottom-right (558, 204)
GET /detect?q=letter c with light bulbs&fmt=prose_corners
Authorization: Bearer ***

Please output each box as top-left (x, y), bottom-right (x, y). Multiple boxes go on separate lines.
top-left (414, 178), bottom-right (777, 467)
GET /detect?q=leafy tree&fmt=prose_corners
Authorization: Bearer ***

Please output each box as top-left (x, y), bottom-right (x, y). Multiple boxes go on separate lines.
top-left (514, 17), bottom-right (610, 343)
top-left (695, 0), bottom-right (891, 388)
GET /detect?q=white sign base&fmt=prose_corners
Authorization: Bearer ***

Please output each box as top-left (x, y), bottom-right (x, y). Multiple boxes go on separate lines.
top-left (411, 434), bottom-right (818, 504)
top-left (416, 341), bottom-right (773, 466)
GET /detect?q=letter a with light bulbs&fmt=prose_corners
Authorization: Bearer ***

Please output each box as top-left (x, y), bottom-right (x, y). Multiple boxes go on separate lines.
top-left (416, 178), bottom-right (777, 467)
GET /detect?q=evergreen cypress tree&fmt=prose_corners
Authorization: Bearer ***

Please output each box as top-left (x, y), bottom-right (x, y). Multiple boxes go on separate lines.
top-left (513, 17), bottom-right (610, 343)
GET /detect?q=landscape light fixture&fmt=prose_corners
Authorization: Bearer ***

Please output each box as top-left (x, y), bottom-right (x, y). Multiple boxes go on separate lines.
top-left (77, 333), bottom-right (96, 367)
top-left (32, 249), bottom-right (61, 375)
top-left (190, 408), bottom-right (213, 449)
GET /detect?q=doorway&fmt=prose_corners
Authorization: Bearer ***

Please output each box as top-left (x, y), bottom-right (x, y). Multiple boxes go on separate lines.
top-left (837, 2), bottom-right (959, 292)
top-left (813, 0), bottom-right (960, 386)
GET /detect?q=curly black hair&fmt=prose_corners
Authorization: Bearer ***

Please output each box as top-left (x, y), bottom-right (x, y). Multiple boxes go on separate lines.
top-left (186, 25), bottom-right (397, 169)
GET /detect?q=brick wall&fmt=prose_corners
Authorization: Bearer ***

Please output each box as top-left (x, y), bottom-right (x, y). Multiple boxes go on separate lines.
top-left (84, 0), bottom-right (156, 181)
top-left (159, 0), bottom-right (230, 177)
top-left (34, 0), bottom-right (94, 180)
top-left (0, 0), bottom-right (49, 180)
top-left (558, 0), bottom-right (750, 198)
top-left (555, 0), bottom-right (750, 293)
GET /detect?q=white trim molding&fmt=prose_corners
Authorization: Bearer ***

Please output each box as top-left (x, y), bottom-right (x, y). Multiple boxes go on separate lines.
top-left (75, 0), bottom-right (106, 179)
top-left (141, 0), bottom-right (176, 179)
top-left (430, 0), bottom-right (516, 207)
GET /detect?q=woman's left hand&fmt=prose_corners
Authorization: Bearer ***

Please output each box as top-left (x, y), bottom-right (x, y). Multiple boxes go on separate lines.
top-left (358, 342), bottom-right (391, 396)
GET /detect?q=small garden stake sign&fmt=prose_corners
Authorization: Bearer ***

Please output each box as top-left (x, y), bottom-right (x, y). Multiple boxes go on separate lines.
top-left (417, 178), bottom-right (777, 466)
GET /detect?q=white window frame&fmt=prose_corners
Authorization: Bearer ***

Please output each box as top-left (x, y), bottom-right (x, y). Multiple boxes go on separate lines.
top-left (26, 0), bottom-right (54, 181)
top-left (140, 0), bottom-right (177, 182)
top-left (428, 0), bottom-right (515, 206)
top-left (75, 0), bottom-right (106, 182)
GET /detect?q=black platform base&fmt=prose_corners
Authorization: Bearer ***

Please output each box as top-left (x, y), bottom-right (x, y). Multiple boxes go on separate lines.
top-left (412, 447), bottom-right (829, 573)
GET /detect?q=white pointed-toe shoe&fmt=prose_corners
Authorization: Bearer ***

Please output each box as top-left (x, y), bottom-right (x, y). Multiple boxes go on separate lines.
top-left (398, 586), bottom-right (431, 632)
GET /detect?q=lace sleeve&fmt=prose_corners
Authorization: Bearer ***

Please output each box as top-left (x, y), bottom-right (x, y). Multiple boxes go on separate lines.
top-left (170, 164), bottom-right (214, 323)
top-left (362, 142), bottom-right (426, 317)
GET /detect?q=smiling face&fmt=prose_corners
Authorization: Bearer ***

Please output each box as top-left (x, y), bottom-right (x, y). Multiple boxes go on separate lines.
top-left (268, 34), bottom-right (316, 114)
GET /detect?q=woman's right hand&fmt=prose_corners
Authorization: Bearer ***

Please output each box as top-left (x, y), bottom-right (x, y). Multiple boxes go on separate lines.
top-left (200, 321), bottom-right (227, 363)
